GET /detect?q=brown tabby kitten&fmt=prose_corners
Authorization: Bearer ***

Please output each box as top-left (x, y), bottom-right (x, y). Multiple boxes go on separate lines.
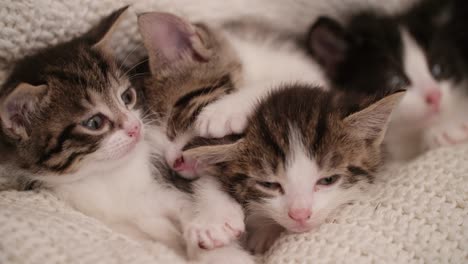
top-left (138, 12), bottom-right (243, 180)
top-left (0, 6), bottom-right (132, 181)
top-left (183, 87), bottom-right (405, 253)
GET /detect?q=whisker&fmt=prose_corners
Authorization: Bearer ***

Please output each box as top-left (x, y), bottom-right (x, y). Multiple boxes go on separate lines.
top-left (122, 58), bottom-right (149, 77)
top-left (118, 44), bottom-right (143, 73)
top-left (128, 72), bottom-right (150, 81)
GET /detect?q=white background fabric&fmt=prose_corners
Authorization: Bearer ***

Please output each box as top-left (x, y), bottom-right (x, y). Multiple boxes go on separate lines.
top-left (0, 1), bottom-right (466, 263)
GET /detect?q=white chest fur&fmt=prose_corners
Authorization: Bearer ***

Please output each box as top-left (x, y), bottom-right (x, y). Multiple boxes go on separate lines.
top-left (49, 140), bottom-right (191, 253)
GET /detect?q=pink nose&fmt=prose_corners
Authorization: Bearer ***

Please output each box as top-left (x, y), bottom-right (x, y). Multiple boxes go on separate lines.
top-left (288, 208), bottom-right (312, 222)
top-left (425, 90), bottom-right (441, 109)
top-left (125, 122), bottom-right (141, 139)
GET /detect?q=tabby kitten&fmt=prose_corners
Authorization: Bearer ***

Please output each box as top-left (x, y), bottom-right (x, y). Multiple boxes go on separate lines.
top-left (0, 7), bottom-right (254, 263)
top-left (138, 11), bottom-right (242, 179)
top-left (182, 87), bottom-right (404, 253)
top-left (138, 12), bottom-right (255, 263)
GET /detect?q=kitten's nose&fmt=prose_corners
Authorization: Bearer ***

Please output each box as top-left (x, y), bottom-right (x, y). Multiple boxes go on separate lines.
top-left (124, 122), bottom-right (141, 139)
top-left (424, 89), bottom-right (441, 111)
top-left (288, 208), bottom-right (311, 222)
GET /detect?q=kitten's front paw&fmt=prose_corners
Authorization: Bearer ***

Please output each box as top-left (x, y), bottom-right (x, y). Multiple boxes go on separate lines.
top-left (427, 122), bottom-right (468, 148)
top-left (196, 100), bottom-right (248, 138)
top-left (185, 203), bottom-right (245, 250)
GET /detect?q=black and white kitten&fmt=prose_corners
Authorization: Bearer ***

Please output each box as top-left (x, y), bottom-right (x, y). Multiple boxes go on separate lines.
top-left (307, 0), bottom-right (468, 160)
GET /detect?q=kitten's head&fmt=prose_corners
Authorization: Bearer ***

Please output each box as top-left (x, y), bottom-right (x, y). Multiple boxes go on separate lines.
top-left (138, 12), bottom-right (242, 175)
top-left (307, 1), bottom-right (465, 130)
top-left (183, 87), bottom-right (404, 233)
top-left (0, 7), bottom-right (143, 181)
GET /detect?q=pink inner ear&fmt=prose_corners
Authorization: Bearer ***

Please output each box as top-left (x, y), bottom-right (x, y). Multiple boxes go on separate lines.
top-left (138, 12), bottom-right (196, 63)
top-left (4, 98), bottom-right (31, 129)
top-left (173, 156), bottom-right (197, 172)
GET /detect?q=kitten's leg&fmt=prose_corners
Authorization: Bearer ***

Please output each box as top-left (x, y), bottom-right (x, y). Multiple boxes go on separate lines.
top-left (196, 84), bottom-right (273, 138)
top-left (184, 177), bottom-right (245, 252)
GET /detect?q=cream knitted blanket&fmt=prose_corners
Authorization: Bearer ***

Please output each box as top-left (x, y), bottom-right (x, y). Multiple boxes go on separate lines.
top-left (1, 145), bottom-right (467, 264)
top-left (0, 1), bottom-right (467, 263)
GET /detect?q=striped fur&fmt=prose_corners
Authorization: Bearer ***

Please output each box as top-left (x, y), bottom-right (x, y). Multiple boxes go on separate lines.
top-left (183, 87), bottom-right (404, 253)
top-left (0, 7), bottom-right (135, 177)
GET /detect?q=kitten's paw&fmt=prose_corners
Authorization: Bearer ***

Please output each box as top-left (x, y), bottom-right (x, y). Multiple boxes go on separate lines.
top-left (185, 203), bottom-right (245, 250)
top-left (427, 122), bottom-right (468, 148)
top-left (196, 100), bottom-right (249, 138)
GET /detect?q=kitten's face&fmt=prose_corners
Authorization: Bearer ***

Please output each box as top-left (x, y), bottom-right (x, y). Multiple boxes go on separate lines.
top-left (184, 87), bottom-right (403, 232)
top-left (308, 2), bottom-right (466, 130)
top-left (0, 7), bottom-right (142, 178)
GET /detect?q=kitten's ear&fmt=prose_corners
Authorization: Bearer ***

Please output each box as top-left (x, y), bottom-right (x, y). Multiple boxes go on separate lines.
top-left (85, 6), bottom-right (129, 50)
top-left (182, 140), bottom-right (242, 175)
top-left (138, 12), bottom-right (213, 72)
top-left (307, 17), bottom-right (348, 77)
top-left (0, 83), bottom-right (48, 140)
top-left (343, 91), bottom-right (405, 145)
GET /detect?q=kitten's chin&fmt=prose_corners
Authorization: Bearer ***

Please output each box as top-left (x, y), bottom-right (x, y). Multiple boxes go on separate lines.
top-left (99, 139), bottom-right (141, 163)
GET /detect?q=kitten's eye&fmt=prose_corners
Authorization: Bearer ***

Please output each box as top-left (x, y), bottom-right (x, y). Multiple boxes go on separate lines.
top-left (256, 181), bottom-right (283, 191)
top-left (316, 175), bottom-right (341, 186)
top-left (389, 75), bottom-right (408, 89)
top-left (431, 63), bottom-right (443, 78)
top-left (121, 88), bottom-right (136, 106)
top-left (81, 114), bottom-right (106, 131)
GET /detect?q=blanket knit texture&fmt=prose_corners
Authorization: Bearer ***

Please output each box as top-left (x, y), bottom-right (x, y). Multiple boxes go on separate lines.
top-left (0, 0), bottom-right (467, 263)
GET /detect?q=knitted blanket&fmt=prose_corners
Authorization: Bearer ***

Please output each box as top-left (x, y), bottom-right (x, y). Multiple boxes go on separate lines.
top-left (1, 144), bottom-right (467, 264)
top-left (1, 1), bottom-right (467, 263)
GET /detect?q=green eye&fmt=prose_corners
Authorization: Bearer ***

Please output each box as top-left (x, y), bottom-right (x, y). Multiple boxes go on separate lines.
top-left (431, 63), bottom-right (443, 78)
top-left (389, 75), bottom-right (407, 89)
top-left (121, 88), bottom-right (136, 106)
top-left (82, 114), bottom-right (106, 131)
top-left (316, 175), bottom-right (341, 186)
top-left (256, 181), bottom-right (283, 191)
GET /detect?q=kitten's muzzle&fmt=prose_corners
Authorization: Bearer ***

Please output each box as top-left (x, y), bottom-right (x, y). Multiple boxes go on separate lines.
top-left (123, 121), bottom-right (142, 141)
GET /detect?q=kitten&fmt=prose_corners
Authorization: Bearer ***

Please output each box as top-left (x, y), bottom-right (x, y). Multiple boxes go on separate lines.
top-left (182, 87), bottom-right (405, 253)
top-left (137, 12), bottom-right (255, 263)
top-left (0, 7), bottom-right (254, 263)
top-left (137, 11), bottom-right (243, 179)
top-left (307, 0), bottom-right (468, 161)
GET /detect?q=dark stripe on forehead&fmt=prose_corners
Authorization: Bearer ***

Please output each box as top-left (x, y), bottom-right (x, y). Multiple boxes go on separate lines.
top-left (88, 49), bottom-right (111, 79)
top-left (38, 124), bottom-right (76, 164)
top-left (312, 102), bottom-right (328, 152)
top-left (174, 75), bottom-right (232, 108)
top-left (257, 114), bottom-right (286, 163)
top-left (47, 70), bottom-right (90, 87)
